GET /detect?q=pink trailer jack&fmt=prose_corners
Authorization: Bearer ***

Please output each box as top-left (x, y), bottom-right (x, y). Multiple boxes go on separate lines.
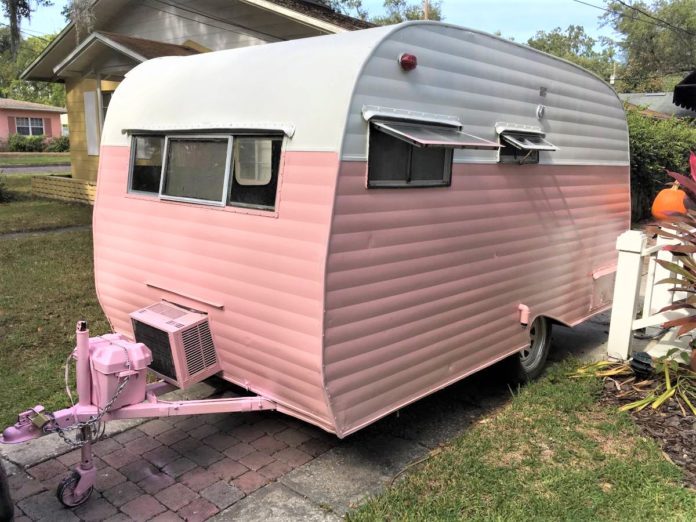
top-left (1, 321), bottom-right (276, 506)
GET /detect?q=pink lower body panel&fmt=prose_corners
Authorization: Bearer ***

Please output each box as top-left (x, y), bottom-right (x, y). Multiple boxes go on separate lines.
top-left (322, 161), bottom-right (629, 436)
top-left (94, 147), bottom-right (628, 437)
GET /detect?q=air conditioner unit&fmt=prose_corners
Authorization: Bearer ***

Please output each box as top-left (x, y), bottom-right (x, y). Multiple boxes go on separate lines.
top-left (130, 302), bottom-right (221, 389)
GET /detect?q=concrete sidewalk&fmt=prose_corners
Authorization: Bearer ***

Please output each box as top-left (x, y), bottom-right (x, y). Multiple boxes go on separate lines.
top-left (2, 314), bottom-right (623, 521)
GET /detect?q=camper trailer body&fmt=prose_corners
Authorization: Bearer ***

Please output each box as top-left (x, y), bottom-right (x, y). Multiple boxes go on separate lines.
top-left (92, 22), bottom-right (629, 437)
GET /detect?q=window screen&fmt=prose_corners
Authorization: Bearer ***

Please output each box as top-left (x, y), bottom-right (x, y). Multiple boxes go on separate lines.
top-left (130, 136), bottom-right (164, 193)
top-left (368, 124), bottom-right (452, 188)
top-left (162, 138), bottom-right (230, 203)
top-left (229, 137), bottom-right (282, 210)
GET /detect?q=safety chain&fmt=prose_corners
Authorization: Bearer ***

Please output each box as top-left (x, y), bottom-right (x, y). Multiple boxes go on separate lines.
top-left (45, 345), bottom-right (132, 448)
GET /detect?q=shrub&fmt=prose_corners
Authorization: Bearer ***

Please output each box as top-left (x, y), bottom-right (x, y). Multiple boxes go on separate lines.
top-left (627, 107), bottom-right (696, 222)
top-left (0, 176), bottom-right (13, 203)
top-left (7, 133), bottom-right (45, 152)
top-left (45, 135), bottom-right (70, 152)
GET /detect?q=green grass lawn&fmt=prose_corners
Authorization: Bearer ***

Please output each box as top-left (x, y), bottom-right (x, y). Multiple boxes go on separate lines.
top-left (0, 173), bottom-right (103, 427)
top-left (348, 362), bottom-right (696, 521)
top-left (0, 153), bottom-right (70, 167)
top-left (0, 174), bottom-right (92, 234)
top-left (0, 229), bottom-right (109, 428)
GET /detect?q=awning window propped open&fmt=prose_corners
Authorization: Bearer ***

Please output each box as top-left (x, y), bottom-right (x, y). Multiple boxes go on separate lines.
top-left (500, 132), bottom-right (557, 151)
top-left (372, 121), bottom-right (500, 150)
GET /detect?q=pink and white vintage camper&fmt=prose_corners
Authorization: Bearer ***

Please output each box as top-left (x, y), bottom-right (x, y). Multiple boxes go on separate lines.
top-left (93, 21), bottom-right (629, 438)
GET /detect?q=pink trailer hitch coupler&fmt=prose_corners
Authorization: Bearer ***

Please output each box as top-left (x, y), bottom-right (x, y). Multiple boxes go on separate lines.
top-left (1, 321), bottom-right (276, 508)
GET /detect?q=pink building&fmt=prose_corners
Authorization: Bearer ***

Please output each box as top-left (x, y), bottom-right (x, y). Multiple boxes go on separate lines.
top-left (0, 98), bottom-right (65, 141)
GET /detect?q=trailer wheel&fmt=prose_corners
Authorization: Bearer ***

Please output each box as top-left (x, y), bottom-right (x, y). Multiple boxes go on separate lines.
top-left (511, 316), bottom-right (552, 382)
top-left (56, 471), bottom-right (93, 508)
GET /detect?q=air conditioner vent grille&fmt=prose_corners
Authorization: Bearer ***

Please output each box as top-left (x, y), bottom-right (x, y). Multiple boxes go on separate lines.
top-left (133, 320), bottom-right (176, 380)
top-left (181, 322), bottom-right (218, 377)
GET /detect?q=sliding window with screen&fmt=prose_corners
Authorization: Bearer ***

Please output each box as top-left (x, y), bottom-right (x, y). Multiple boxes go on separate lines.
top-left (160, 136), bottom-right (232, 205)
top-left (498, 129), bottom-right (557, 165)
top-left (368, 120), bottom-right (499, 188)
top-left (127, 133), bottom-right (283, 211)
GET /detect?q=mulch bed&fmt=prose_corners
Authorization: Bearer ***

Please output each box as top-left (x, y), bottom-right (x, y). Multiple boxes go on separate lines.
top-left (601, 379), bottom-right (696, 489)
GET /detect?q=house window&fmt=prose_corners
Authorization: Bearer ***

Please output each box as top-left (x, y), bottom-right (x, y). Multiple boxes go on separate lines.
top-left (161, 137), bottom-right (231, 205)
top-left (228, 137), bottom-right (282, 210)
top-left (129, 136), bottom-right (164, 194)
top-left (15, 117), bottom-right (44, 136)
top-left (498, 130), bottom-right (557, 165)
top-left (367, 121), bottom-right (499, 188)
top-left (101, 91), bottom-right (114, 124)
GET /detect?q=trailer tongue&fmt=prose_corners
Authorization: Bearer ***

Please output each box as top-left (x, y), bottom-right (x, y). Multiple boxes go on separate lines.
top-left (1, 321), bottom-right (275, 507)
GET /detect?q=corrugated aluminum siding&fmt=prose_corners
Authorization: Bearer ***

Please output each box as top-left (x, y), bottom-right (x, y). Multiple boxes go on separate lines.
top-left (341, 24), bottom-right (628, 165)
top-left (94, 147), bottom-right (338, 431)
top-left (325, 24), bottom-right (629, 436)
top-left (324, 162), bottom-right (629, 435)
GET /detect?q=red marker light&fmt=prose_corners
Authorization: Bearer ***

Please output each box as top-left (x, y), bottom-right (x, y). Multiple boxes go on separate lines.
top-left (398, 53), bottom-right (417, 71)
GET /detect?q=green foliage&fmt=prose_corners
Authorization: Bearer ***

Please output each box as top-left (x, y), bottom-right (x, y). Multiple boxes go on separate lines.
top-left (316, 0), bottom-right (368, 19)
top-left (8, 133), bottom-right (45, 152)
top-left (0, 27), bottom-right (65, 107)
top-left (602, 0), bottom-right (696, 92)
top-left (370, 0), bottom-right (442, 25)
top-left (626, 106), bottom-right (696, 221)
top-left (1, 0), bottom-right (53, 59)
top-left (0, 176), bottom-right (13, 203)
top-left (318, 0), bottom-right (442, 24)
top-left (527, 25), bottom-right (617, 82)
top-left (45, 135), bottom-right (69, 152)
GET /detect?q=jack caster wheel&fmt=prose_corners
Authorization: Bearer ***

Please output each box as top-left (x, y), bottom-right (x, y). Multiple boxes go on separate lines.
top-left (56, 471), bottom-right (93, 508)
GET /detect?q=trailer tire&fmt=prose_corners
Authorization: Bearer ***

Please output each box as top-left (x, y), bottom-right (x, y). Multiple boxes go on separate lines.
top-left (508, 316), bottom-right (552, 382)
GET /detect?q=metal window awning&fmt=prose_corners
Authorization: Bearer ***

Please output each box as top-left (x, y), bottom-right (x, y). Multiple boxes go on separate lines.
top-left (372, 121), bottom-right (500, 149)
top-left (500, 133), bottom-right (557, 151)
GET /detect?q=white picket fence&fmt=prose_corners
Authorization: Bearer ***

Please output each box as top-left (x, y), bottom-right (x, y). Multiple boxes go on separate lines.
top-left (607, 230), bottom-right (692, 360)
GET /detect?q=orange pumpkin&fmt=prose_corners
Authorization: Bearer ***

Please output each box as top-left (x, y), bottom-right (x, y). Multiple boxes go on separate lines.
top-left (652, 185), bottom-right (687, 221)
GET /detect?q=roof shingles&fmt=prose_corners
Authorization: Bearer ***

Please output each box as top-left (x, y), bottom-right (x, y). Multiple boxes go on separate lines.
top-left (266, 0), bottom-right (372, 31)
top-left (0, 98), bottom-right (66, 113)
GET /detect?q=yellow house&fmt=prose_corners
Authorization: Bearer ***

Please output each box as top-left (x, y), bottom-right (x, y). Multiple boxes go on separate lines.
top-left (23, 0), bottom-right (369, 202)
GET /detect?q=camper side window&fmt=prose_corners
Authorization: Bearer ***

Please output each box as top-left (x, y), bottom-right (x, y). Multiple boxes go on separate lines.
top-left (129, 136), bottom-right (164, 194)
top-left (228, 137), bottom-right (282, 210)
top-left (368, 125), bottom-right (452, 188)
top-left (498, 131), bottom-right (557, 165)
top-left (161, 137), bottom-right (231, 205)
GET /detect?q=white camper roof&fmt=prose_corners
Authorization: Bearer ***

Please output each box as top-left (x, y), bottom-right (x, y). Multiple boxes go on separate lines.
top-left (104, 22), bottom-right (628, 166)
top-left (102, 23), bottom-right (393, 151)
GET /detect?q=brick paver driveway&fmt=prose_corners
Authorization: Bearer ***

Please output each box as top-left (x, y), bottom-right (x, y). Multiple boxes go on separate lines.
top-left (9, 410), bottom-right (337, 521)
